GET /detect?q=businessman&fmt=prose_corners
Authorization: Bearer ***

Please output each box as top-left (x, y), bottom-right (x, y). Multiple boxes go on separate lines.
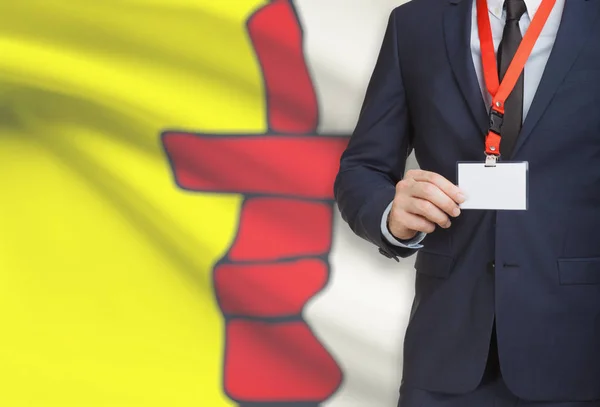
top-left (334, 0), bottom-right (600, 405)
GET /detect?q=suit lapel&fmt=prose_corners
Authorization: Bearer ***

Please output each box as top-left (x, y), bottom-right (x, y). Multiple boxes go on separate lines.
top-left (513, 0), bottom-right (600, 157)
top-left (444, 0), bottom-right (489, 137)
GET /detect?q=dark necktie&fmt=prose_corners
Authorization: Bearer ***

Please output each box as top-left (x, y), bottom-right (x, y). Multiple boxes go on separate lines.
top-left (497, 0), bottom-right (527, 159)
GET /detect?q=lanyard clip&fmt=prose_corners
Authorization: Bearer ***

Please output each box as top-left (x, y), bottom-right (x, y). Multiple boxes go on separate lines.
top-left (485, 107), bottom-right (503, 157)
top-left (485, 154), bottom-right (498, 167)
top-left (488, 108), bottom-right (504, 135)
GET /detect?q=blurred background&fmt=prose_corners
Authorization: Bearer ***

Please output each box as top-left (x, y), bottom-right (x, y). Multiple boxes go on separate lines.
top-left (0, 0), bottom-right (420, 406)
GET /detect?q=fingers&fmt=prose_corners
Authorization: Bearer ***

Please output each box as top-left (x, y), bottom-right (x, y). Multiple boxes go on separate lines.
top-left (406, 169), bottom-right (466, 205)
top-left (411, 182), bottom-right (460, 220)
top-left (408, 198), bottom-right (452, 229)
top-left (399, 211), bottom-right (436, 234)
top-left (392, 170), bottom-right (465, 233)
top-left (388, 207), bottom-right (436, 239)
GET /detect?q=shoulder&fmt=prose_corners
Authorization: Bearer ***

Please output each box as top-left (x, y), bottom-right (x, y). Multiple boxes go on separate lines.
top-left (389, 0), bottom-right (449, 38)
top-left (388, 0), bottom-right (449, 48)
top-left (391, 0), bottom-right (447, 19)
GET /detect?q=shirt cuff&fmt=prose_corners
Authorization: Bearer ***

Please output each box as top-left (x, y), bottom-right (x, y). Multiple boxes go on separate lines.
top-left (380, 201), bottom-right (426, 248)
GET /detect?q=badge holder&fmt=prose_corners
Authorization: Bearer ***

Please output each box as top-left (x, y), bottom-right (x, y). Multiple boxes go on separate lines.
top-left (457, 160), bottom-right (529, 211)
top-left (456, 109), bottom-right (529, 211)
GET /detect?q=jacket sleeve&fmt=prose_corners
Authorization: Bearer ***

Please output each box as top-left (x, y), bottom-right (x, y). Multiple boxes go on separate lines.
top-left (334, 8), bottom-right (417, 261)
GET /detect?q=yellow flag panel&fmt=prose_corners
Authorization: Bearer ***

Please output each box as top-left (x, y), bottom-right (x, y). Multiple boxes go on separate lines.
top-left (0, 1), bottom-right (272, 405)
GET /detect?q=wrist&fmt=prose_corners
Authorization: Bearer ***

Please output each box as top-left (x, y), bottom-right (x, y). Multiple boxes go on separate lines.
top-left (387, 211), bottom-right (418, 241)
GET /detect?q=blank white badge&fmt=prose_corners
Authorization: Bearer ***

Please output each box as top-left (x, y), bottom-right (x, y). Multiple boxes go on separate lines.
top-left (457, 162), bottom-right (528, 210)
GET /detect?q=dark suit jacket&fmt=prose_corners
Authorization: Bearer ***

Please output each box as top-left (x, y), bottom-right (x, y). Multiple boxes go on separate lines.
top-left (334, 0), bottom-right (600, 401)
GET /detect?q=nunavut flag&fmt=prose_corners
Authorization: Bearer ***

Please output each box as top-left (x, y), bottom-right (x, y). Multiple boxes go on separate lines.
top-left (0, 1), bottom-right (416, 406)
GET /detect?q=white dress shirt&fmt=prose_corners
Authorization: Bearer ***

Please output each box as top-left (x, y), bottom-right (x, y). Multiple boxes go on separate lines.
top-left (381, 0), bottom-right (565, 248)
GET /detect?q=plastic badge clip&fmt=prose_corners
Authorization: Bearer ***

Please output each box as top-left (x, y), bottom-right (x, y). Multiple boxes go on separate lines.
top-left (485, 154), bottom-right (498, 167)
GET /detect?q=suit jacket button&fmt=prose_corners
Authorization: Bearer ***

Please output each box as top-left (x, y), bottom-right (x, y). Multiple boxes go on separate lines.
top-left (379, 247), bottom-right (399, 262)
top-left (379, 247), bottom-right (392, 258)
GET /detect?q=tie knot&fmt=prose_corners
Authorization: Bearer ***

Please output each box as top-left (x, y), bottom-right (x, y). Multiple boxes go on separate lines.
top-left (505, 0), bottom-right (527, 21)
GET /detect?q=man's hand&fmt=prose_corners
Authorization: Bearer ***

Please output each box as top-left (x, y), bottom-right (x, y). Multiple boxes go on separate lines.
top-left (388, 170), bottom-right (466, 241)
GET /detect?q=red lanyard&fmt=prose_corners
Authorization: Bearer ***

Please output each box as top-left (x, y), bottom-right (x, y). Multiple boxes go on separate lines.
top-left (477, 0), bottom-right (556, 158)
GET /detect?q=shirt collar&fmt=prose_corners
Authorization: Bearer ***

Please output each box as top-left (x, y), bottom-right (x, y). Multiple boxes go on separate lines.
top-left (487, 0), bottom-right (543, 20)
